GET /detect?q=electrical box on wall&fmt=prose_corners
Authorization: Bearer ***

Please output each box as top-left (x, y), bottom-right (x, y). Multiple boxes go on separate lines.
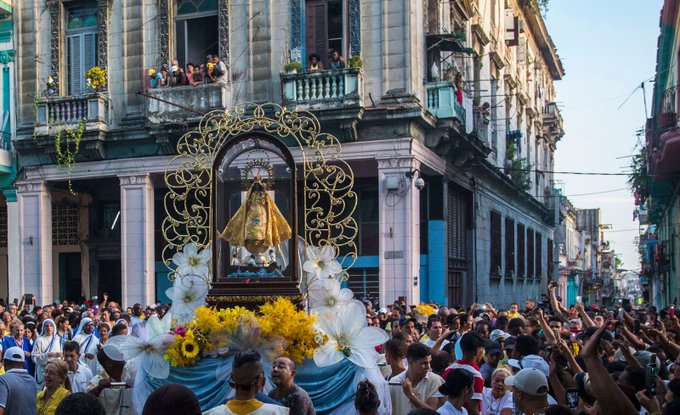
top-left (385, 176), bottom-right (400, 190)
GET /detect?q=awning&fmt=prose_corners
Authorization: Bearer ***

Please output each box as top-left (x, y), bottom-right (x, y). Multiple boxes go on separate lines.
top-left (427, 33), bottom-right (475, 55)
top-left (0, 0), bottom-right (11, 15)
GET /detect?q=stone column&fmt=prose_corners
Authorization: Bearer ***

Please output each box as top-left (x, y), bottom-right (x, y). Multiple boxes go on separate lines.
top-left (16, 181), bottom-right (53, 305)
top-left (377, 157), bottom-right (421, 307)
top-left (119, 174), bottom-right (155, 307)
top-left (3, 190), bottom-right (19, 303)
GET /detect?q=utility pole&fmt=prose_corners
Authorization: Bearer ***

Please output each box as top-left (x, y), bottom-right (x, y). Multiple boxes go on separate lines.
top-left (553, 187), bottom-right (561, 282)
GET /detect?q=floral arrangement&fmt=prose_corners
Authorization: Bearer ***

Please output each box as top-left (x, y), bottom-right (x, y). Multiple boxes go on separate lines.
top-left (85, 66), bottom-right (107, 91)
top-left (414, 303), bottom-right (436, 324)
top-left (164, 299), bottom-right (319, 367)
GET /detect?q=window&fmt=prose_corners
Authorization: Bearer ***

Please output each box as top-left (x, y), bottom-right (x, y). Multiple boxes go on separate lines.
top-left (527, 228), bottom-right (535, 278)
top-left (547, 238), bottom-right (554, 277)
top-left (346, 268), bottom-right (379, 300)
top-left (357, 186), bottom-right (379, 256)
top-left (175, 0), bottom-right (219, 68)
top-left (536, 232), bottom-right (543, 278)
top-left (491, 78), bottom-right (498, 150)
top-left (517, 223), bottom-right (525, 277)
top-left (505, 217), bottom-right (515, 276)
top-left (490, 211), bottom-right (502, 276)
top-left (53, 203), bottom-right (80, 246)
top-left (306, 0), bottom-right (348, 68)
top-left (66, 4), bottom-right (98, 95)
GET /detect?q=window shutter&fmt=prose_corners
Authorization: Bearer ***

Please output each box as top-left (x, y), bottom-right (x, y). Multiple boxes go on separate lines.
top-left (306, 2), bottom-right (328, 65)
top-left (83, 32), bottom-right (97, 73)
top-left (68, 35), bottom-right (82, 95)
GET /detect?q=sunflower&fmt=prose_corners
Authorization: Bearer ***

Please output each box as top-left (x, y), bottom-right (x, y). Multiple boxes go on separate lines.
top-left (181, 338), bottom-right (200, 359)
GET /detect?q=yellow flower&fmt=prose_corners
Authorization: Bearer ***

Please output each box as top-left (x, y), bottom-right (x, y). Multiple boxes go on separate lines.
top-left (258, 298), bottom-right (318, 363)
top-left (415, 303), bottom-right (436, 317)
top-left (181, 337), bottom-right (200, 359)
top-left (194, 306), bottom-right (220, 333)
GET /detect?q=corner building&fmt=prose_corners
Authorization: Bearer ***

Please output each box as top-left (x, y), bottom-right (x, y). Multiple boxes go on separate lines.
top-left (10, 0), bottom-right (563, 308)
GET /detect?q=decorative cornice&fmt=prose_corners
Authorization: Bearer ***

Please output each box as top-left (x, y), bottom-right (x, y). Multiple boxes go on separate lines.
top-left (376, 156), bottom-right (421, 171)
top-left (16, 181), bottom-right (47, 194)
top-left (118, 174), bottom-right (151, 186)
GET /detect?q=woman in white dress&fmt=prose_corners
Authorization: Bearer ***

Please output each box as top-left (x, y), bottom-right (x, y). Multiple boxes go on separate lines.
top-left (437, 368), bottom-right (474, 415)
top-left (32, 318), bottom-right (63, 387)
top-left (481, 368), bottom-right (514, 415)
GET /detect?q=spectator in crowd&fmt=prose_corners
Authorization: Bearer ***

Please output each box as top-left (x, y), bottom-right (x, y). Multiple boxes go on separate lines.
top-left (55, 392), bottom-right (106, 415)
top-left (2, 320), bottom-right (34, 375)
top-left (192, 65), bottom-right (204, 85)
top-left (73, 318), bottom-right (99, 376)
top-left (355, 380), bottom-right (380, 415)
top-left (0, 346), bottom-right (39, 415)
top-left (444, 332), bottom-right (485, 414)
top-left (36, 360), bottom-right (72, 415)
top-left (87, 345), bottom-right (133, 415)
top-left (141, 384), bottom-right (201, 415)
top-left (505, 368), bottom-right (550, 415)
top-left (481, 368), bottom-right (513, 415)
top-left (204, 350), bottom-right (288, 414)
top-left (212, 55), bottom-right (228, 82)
top-left (64, 341), bottom-right (93, 394)
top-left (437, 368), bottom-right (475, 415)
top-left (422, 317), bottom-right (448, 349)
top-left (269, 356), bottom-right (315, 415)
top-left (389, 342), bottom-right (445, 414)
top-left (148, 69), bottom-right (163, 88)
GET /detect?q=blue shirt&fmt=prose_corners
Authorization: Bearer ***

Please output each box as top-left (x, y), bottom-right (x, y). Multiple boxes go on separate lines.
top-left (1, 336), bottom-right (34, 375)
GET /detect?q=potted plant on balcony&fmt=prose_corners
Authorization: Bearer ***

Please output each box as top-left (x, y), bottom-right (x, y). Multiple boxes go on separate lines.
top-left (284, 61), bottom-right (303, 74)
top-left (348, 55), bottom-right (363, 70)
top-left (85, 66), bottom-right (107, 92)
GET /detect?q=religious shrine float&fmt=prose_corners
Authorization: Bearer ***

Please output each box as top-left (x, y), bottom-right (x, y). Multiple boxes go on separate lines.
top-left (106, 104), bottom-right (392, 414)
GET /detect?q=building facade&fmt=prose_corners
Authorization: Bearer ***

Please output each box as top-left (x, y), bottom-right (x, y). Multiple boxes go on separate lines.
top-left (641, 0), bottom-right (680, 307)
top-left (9, 0), bottom-right (563, 308)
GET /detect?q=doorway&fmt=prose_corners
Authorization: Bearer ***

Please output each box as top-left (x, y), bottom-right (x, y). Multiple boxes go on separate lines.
top-left (59, 253), bottom-right (82, 303)
top-left (97, 259), bottom-right (121, 304)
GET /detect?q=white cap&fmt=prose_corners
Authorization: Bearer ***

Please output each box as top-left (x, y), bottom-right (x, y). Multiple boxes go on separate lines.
top-left (102, 344), bottom-right (126, 362)
top-left (508, 355), bottom-right (550, 377)
top-left (3, 346), bottom-right (25, 363)
top-left (505, 368), bottom-right (549, 396)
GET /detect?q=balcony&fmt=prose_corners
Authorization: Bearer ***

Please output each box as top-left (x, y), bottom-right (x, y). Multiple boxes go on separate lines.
top-left (281, 69), bottom-right (364, 140)
top-left (145, 82), bottom-right (231, 126)
top-left (281, 68), bottom-right (364, 109)
top-left (425, 82), bottom-right (466, 123)
top-left (22, 93), bottom-right (112, 161)
top-left (0, 130), bottom-right (10, 174)
top-left (542, 102), bottom-right (564, 140)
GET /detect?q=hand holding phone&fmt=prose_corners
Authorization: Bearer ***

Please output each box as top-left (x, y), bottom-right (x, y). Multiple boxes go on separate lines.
top-left (565, 388), bottom-right (579, 412)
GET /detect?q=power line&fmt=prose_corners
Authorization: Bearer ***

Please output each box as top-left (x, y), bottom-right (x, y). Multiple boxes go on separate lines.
top-left (505, 167), bottom-right (630, 176)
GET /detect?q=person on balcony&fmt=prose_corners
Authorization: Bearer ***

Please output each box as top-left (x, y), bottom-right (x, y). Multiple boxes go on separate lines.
top-left (308, 54), bottom-right (324, 73)
top-left (212, 55), bottom-right (228, 83)
top-left (147, 69), bottom-right (163, 89)
top-left (171, 65), bottom-right (188, 87)
top-left (186, 63), bottom-right (196, 85)
top-left (206, 55), bottom-right (215, 82)
top-left (328, 49), bottom-right (345, 71)
top-left (454, 72), bottom-right (464, 105)
top-left (192, 65), bottom-right (205, 85)
top-left (159, 67), bottom-right (170, 88)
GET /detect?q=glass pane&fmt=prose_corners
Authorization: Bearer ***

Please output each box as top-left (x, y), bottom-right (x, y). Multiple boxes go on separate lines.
top-left (67, 4), bottom-right (98, 30)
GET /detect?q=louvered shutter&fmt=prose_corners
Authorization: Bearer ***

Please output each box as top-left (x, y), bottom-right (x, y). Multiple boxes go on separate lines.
top-left (68, 35), bottom-right (82, 95)
top-left (83, 32), bottom-right (97, 75)
top-left (306, 2), bottom-right (328, 66)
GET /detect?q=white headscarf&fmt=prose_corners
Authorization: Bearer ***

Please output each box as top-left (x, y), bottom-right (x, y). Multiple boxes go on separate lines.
top-left (77, 317), bottom-right (93, 335)
top-left (40, 319), bottom-right (56, 336)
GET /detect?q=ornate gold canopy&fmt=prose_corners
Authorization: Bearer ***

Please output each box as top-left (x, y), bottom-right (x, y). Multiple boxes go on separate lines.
top-left (162, 103), bottom-right (358, 283)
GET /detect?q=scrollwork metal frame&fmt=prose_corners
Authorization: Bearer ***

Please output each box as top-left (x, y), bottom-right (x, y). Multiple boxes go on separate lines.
top-left (162, 103), bottom-right (358, 281)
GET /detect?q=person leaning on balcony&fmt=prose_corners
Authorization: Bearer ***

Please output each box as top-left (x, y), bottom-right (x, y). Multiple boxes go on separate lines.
top-left (159, 66), bottom-right (170, 88)
top-left (454, 72), bottom-right (464, 104)
top-left (212, 55), bottom-right (228, 83)
top-left (308, 54), bottom-right (323, 73)
top-left (186, 63), bottom-right (195, 85)
top-left (171, 65), bottom-right (188, 87)
top-left (147, 69), bottom-right (163, 89)
top-left (192, 65), bottom-right (205, 85)
top-left (328, 49), bottom-right (345, 70)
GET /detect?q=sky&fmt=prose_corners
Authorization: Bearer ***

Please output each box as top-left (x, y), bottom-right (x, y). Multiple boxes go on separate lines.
top-left (544, 0), bottom-right (663, 270)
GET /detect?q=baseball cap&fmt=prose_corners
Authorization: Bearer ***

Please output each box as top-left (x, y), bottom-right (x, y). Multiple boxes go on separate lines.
top-left (3, 346), bottom-right (25, 363)
top-left (508, 354), bottom-right (550, 377)
top-left (484, 339), bottom-right (501, 356)
top-left (490, 329), bottom-right (511, 342)
top-left (505, 368), bottom-right (549, 396)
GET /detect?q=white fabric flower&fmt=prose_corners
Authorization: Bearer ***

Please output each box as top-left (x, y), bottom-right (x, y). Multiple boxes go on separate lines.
top-left (314, 300), bottom-right (389, 368)
top-left (303, 245), bottom-right (343, 281)
top-left (172, 242), bottom-right (212, 277)
top-left (308, 277), bottom-right (354, 314)
top-left (166, 274), bottom-right (209, 324)
top-left (106, 314), bottom-right (175, 379)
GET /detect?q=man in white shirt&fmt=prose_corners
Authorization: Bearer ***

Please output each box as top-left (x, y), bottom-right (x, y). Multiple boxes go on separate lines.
top-left (389, 342), bottom-right (445, 414)
top-left (63, 341), bottom-right (93, 393)
top-left (421, 316), bottom-right (449, 349)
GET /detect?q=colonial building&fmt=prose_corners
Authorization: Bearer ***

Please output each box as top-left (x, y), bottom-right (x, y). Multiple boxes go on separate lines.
top-left (9, 0), bottom-right (563, 308)
top-left (642, 0), bottom-right (680, 307)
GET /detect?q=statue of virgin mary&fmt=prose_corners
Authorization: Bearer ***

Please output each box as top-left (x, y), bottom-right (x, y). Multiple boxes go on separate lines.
top-left (219, 177), bottom-right (292, 254)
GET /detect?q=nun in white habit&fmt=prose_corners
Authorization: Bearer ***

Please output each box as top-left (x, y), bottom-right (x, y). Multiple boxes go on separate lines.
top-left (32, 318), bottom-right (63, 387)
top-left (72, 317), bottom-right (100, 376)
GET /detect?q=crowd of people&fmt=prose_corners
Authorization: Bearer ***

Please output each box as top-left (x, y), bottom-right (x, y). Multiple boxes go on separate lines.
top-left (1, 282), bottom-right (680, 415)
top-left (147, 55), bottom-right (228, 89)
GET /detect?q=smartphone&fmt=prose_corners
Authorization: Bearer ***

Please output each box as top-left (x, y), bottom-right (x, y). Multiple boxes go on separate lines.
top-left (24, 294), bottom-right (33, 306)
top-left (615, 321), bottom-right (621, 339)
top-left (670, 307), bottom-right (676, 318)
top-left (565, 388), bottom-right (579, 412)
top-left (110, 381), bottom-right (127, 389)
top-left (634, 320), bottom-right (641, 335)
top-left (646, 353), bottom-right (658, 396)
top-left (576, 296), bottom-right (582, 304)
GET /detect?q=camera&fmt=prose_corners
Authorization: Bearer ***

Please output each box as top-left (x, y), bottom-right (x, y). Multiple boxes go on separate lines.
top-left (414, 177), bottom-right (425, 190)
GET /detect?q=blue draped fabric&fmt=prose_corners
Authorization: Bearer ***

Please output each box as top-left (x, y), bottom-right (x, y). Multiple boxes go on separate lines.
top-left (139, 357), bottom-right (359, 414)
